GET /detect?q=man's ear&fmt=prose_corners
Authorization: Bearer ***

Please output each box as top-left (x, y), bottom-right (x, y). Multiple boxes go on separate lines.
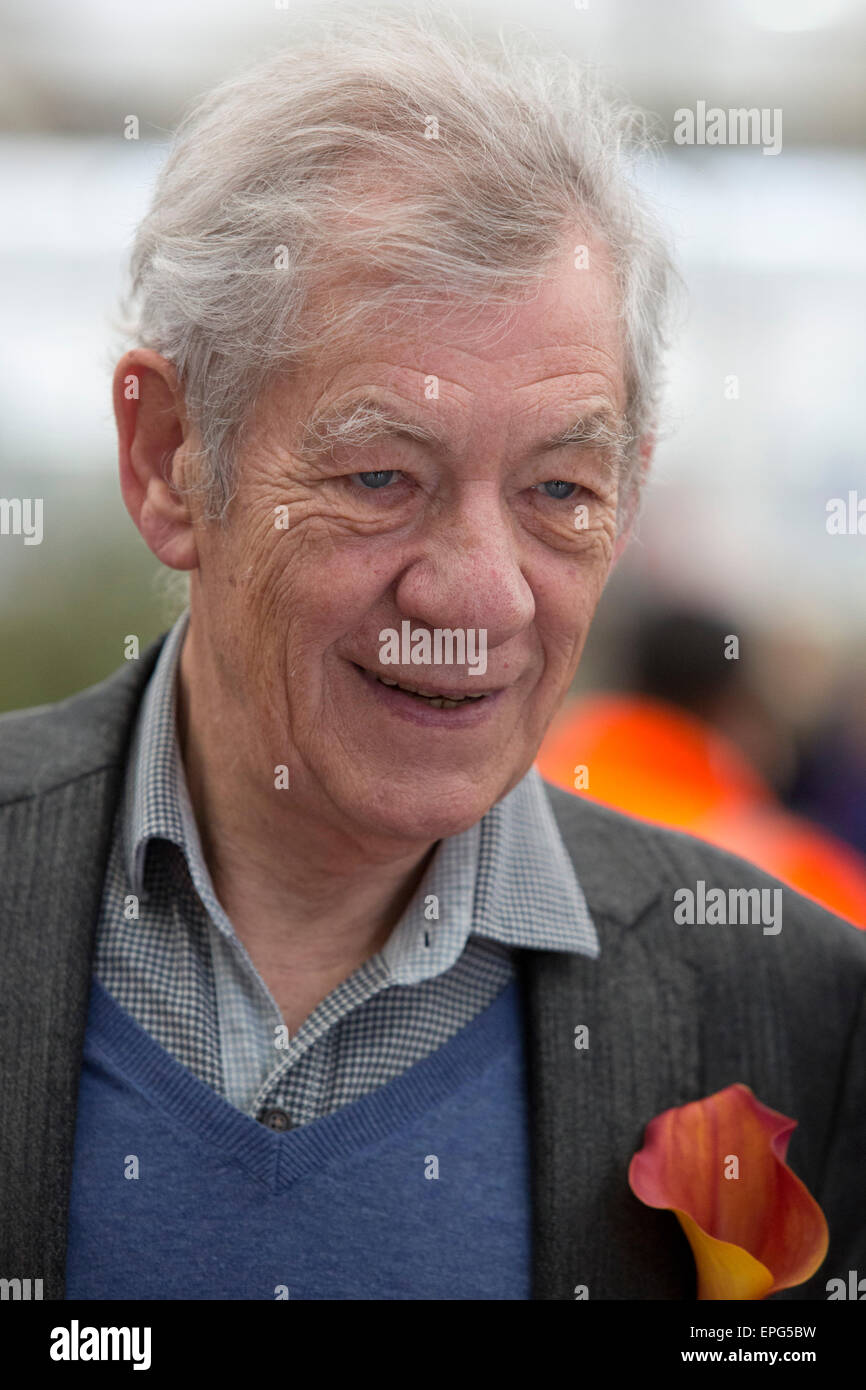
top-left (611, 430), bottom-right (654, 565)
top-left (113, 349), bottom-right (200, 571)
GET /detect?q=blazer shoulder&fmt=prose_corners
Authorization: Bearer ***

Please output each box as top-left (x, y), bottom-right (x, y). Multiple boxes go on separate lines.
top-left (543, 779), bottom-right (866, 975)
top-left (0, 636), bottom-right (165, 805)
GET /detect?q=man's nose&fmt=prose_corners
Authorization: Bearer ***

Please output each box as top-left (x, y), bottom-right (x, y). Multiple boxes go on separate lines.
top-left (393, 486), bottom-right (536, 648)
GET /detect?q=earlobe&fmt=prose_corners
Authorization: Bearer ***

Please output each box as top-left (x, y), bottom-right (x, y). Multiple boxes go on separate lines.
top-left (113, 349), bottom-right (200, 572)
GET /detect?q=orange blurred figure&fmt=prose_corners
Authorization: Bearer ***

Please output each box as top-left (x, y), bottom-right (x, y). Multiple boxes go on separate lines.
top-left (537, 693), bottom-right (866, 929)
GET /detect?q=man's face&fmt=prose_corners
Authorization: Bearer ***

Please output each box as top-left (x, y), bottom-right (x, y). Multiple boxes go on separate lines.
top-left (189, 236), bottom-right (630, 844)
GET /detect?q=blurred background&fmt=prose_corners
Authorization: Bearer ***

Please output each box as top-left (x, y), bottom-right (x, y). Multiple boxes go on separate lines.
top-left (1, 0), bottom-right (865, 917)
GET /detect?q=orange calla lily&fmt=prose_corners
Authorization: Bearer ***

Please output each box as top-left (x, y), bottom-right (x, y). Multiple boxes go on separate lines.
top-left (628, 1083), bottom-right (828, 1299)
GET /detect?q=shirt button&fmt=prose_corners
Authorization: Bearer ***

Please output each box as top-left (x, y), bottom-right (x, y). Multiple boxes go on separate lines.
top-left (261, 1107), bottom-right (291, 1132)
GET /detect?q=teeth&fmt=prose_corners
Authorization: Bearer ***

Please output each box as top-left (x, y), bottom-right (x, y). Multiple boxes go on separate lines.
top-left (374, 672), bottom-right (489, 704)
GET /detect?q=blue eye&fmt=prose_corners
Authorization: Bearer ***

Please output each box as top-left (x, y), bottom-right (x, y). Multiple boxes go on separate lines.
top-left (537, 479), bottom-right (576, 500)
top-left (355, 470), bottom-right (397, 489)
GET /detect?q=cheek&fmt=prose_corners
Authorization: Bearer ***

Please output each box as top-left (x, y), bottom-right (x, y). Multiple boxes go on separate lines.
top-left (280, 537), bottom-right (389, 645)
top-left (212, 510), bottom-right (331, 614)
top-left (533, 549), bottom-right (610, 667)
top-left (228, 532), bottom-right (393, 688)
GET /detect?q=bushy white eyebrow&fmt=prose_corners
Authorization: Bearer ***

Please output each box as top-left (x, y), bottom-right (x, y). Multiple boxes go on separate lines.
top-left (534, 412), bottom-right (637, 493)
top-left (298, 396), bottom-right (445, 461)
top-left (299, 394), bottom-right (633, 477)
top-left (540, 411), bottom-right (635, 477)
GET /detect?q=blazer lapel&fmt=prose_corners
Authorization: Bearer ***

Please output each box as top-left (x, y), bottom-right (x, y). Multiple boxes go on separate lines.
top-left (522, 785), bottom-right (705, 1299)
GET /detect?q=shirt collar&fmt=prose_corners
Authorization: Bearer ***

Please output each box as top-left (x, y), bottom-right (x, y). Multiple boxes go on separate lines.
top-left (125, 609), bottom-right (599, 971)
top-left (124, 609), bottom-right (190, 893)
top-left (381, 765), bottom-right (599, 983)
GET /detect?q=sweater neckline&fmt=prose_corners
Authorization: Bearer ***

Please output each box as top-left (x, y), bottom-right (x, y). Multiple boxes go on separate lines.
top-left (84, 975), bottom-right (521, 1190)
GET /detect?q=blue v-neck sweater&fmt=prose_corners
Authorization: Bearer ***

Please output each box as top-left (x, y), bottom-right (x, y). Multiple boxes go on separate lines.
top-left (65, 977), bottom-right (532, 1300)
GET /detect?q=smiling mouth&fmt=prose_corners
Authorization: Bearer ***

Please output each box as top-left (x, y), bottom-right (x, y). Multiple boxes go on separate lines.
top-left (353, 663), bottom-right (494, 709)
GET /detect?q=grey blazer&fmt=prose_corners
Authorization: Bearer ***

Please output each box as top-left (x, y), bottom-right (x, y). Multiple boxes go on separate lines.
top-left (1, 639), bottom-right (864, 1300)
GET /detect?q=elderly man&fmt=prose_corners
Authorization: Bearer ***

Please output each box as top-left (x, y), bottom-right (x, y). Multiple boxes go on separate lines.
top-left (1, 11), bottom-right (864, 1303)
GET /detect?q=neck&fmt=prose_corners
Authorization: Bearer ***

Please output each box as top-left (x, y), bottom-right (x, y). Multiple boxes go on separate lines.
top-left (175, 624), bottom-right (436, 1027)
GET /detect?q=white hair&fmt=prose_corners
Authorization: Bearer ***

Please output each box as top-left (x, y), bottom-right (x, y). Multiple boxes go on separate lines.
top-left (124, 2), bottom-right (681, 524)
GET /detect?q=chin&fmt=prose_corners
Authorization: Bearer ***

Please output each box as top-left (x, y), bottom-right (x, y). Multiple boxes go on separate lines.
top-left (359, 776), bottom-right (505, 844)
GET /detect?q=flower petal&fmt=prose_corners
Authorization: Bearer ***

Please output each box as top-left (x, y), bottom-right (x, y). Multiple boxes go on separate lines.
top-left (674, 1210), bottom-right (774, 1300)
top-left (628, 1083), bottom-right (828, 1299)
